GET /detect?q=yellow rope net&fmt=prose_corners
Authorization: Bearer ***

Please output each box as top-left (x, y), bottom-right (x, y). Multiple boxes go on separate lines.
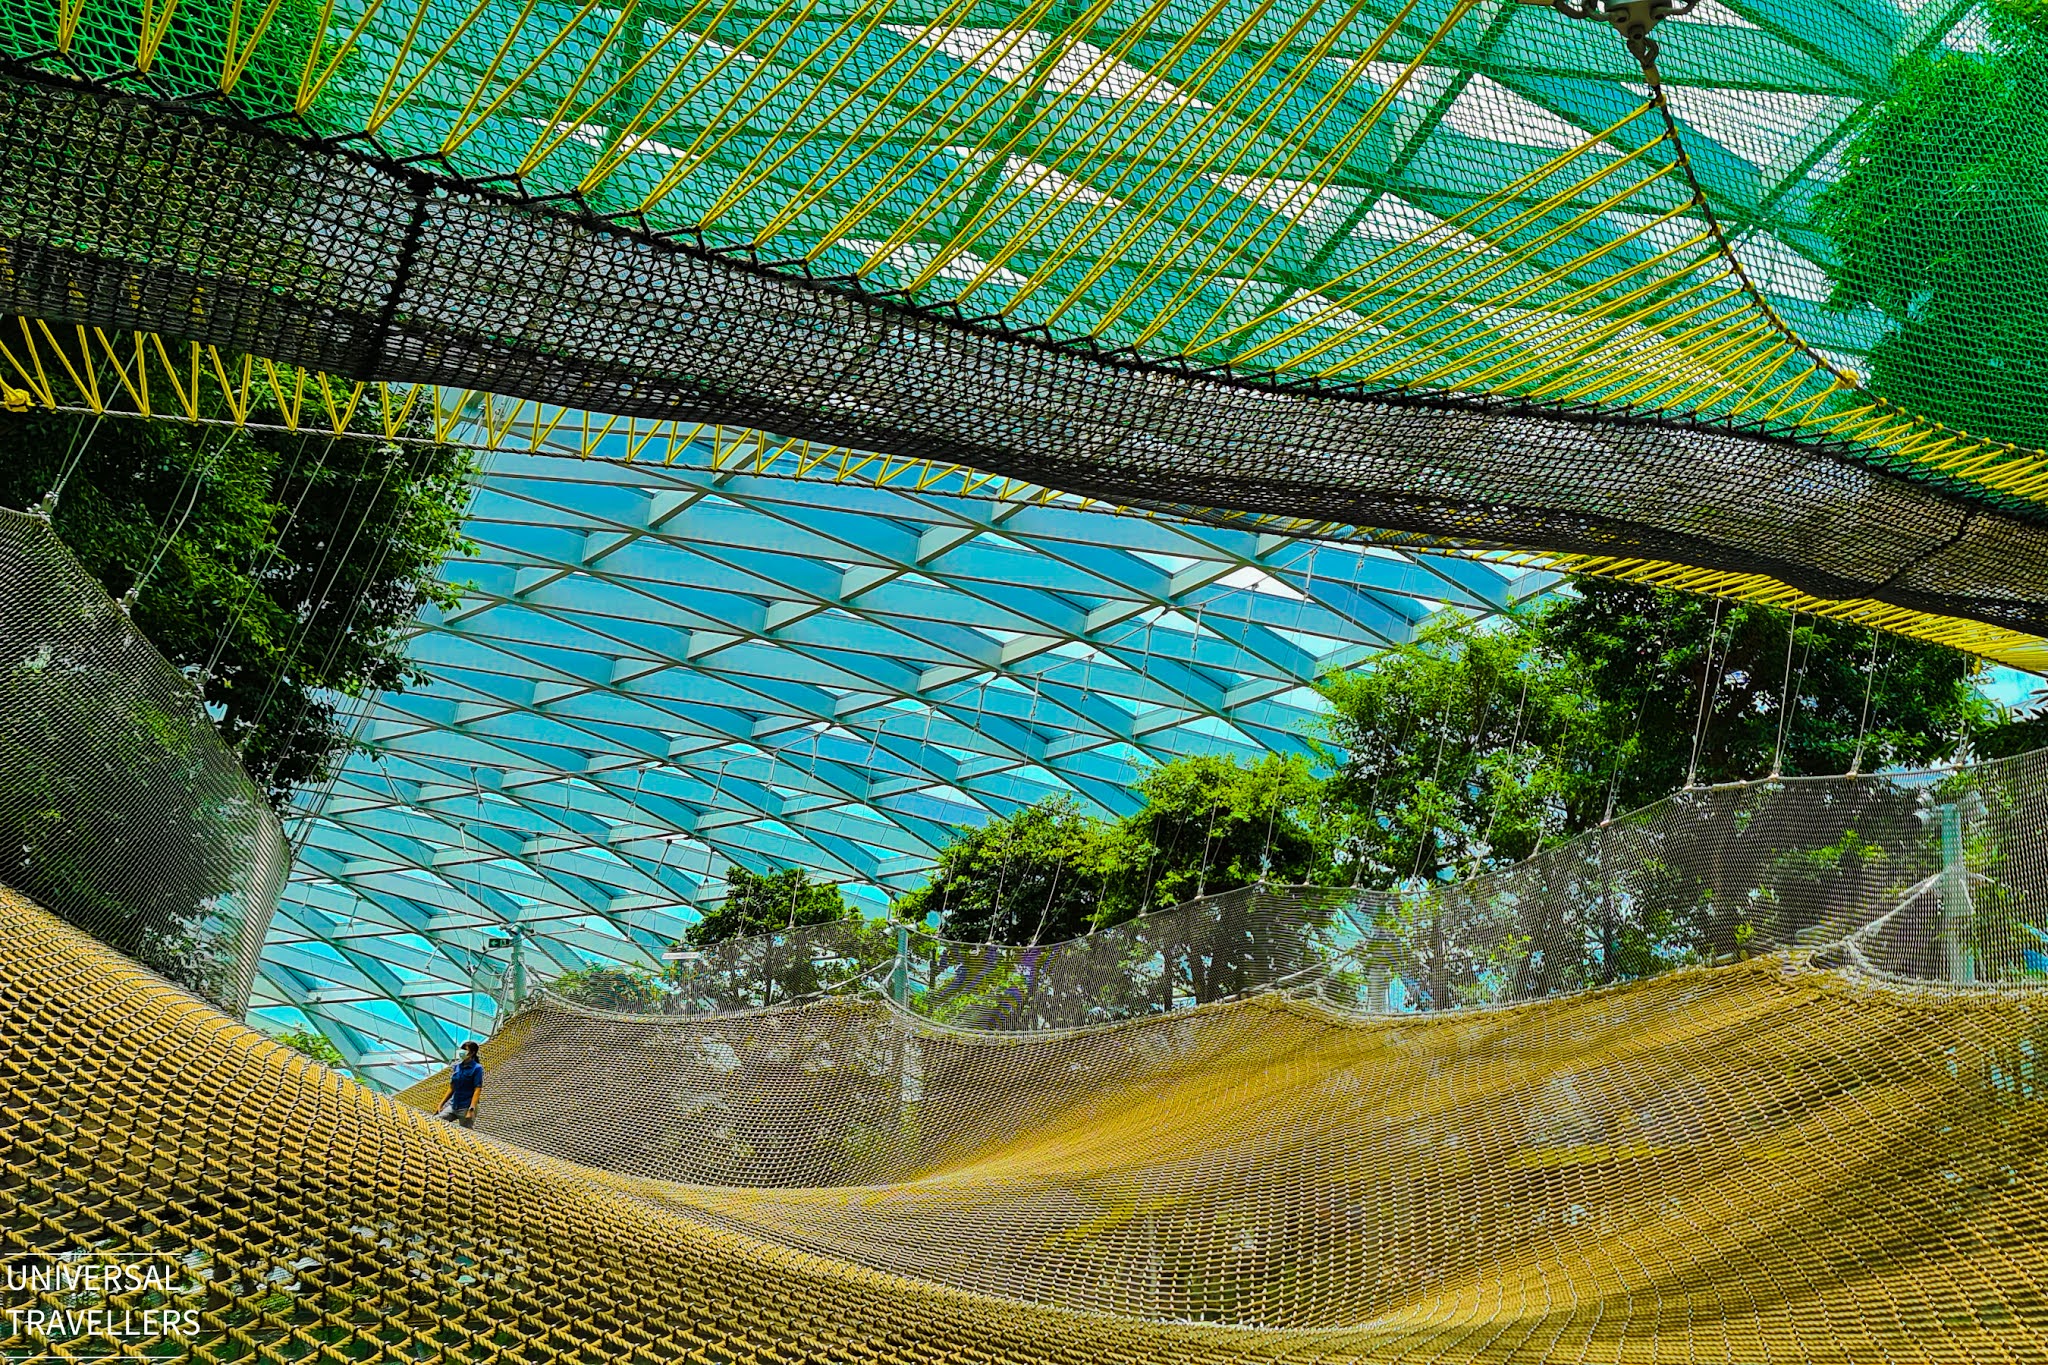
top-left (7, 880), bottom-right (2047, 1363)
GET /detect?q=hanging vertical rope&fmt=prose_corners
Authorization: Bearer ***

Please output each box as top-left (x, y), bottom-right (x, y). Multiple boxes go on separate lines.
top-left (1849, 629), bottom-right (1883, 776)
top-left (1686, 599), bottom-right (1729, 789)
top-left (1769, 608), bottom-right (1800, 777)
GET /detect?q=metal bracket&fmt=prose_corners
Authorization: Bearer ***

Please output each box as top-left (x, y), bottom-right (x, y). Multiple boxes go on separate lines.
top-left (1521, 0), bottom-right (1700, 76)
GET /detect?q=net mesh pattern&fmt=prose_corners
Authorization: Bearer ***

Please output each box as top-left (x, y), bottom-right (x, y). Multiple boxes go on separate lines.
top-left (5, 878), bottom-right (2048, 1363)
top-left (501, 749), bottom-right (2048, 1039)
top-left (0, 508), bottom-right (286, 1011)
top-left (2, 0), bottom-right (2047, 631)
top-left (618, 884), bottom-right (1363, 1026)
top-left (342, 753), bottom-right (2048, 1350)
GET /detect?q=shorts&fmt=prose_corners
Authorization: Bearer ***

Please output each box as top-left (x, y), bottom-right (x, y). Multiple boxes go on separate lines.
top-left (437, 1100), bottom-right (476, 1128)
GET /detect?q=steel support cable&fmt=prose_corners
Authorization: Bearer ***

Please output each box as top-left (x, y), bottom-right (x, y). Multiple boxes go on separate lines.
top-left (238, 446), bottom-right (389, 742)
top-left (123, 423), bottom-right (235, 612)
top-left (245, 438), bottom-right (408, 777)
top-left (1685, 597), bottom-right (1728, 789)
top-left (199, 431), bottom-right (328, 688)
top-left (1849, 628), bottom-right (1882, 776)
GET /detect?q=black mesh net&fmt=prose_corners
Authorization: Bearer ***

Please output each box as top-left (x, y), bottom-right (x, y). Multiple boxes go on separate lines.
top-left (0, 507), bottom-right (287, 1009)
top-left (3, 66), bottom-right (2047, 633)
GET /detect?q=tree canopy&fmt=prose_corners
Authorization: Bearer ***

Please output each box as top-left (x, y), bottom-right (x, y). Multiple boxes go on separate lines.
top-left (891, 754), bottom-right (1328, 944)
top-left (685, 864), bottom-right (856, 946)
top-left (0, 393), bottom-right (471, 804)
top-left (892, 580), bottom-right (2029, 942)
top-left (1320, 580), bottom-right (1997, 890)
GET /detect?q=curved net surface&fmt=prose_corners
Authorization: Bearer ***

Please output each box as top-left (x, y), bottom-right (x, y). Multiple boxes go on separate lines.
top-left (2, 1), bottom-right (2047, 631)
top-left (610, 883), bottom-right (1365, 1026)
top-left (500, 744), bottom-right (2048, 1035)
top-left (0, 508), bottom-right (286, 1010)
top-left (6, 876), bottom-right (2048, 1362)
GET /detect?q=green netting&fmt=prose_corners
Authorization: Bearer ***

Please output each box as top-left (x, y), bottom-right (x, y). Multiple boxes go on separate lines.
top-left (0, 0), bottom-right (2044, 635)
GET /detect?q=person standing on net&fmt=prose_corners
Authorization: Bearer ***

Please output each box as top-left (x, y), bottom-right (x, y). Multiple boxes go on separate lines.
top-left (438, 1041), bottom-right (484, 1128)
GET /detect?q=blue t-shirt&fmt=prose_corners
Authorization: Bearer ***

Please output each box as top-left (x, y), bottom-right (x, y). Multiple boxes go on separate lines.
top-left (448, 1058), bottom-right (483, 1107)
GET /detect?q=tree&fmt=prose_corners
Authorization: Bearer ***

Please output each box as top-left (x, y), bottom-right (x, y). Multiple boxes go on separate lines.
top-left (1316, 581), bottom-right (1997, 891)
top-left (1539, 580), bottom-right (1992, 804)
top-left (3, 3), bottom-right (451, 809)
top-left (1316, 616), bottom-right (1607, 890)
top-left (686, 864), bottom-right (856, 945)
top-left (1979, 701), bottom-right (2048, 761)
top-left (1813, 0), bottom-right (2048, 447)
top-left (892, 755), bottom-right (1329, 945)
top-left (275, 1027), bottom-right (348, 1070)
top-left (892, 798), bottom-right (1115, 944)
top-left (1117, 754), bottom-right (1328, 911)
top-left (0, 390), bottom-right (472, 804)
top-left (551, 964), bottom-right (668, 1011)
top-left (665, 864), bottom-right (886, 1010)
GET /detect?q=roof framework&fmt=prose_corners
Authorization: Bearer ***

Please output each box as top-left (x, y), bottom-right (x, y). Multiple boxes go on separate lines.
top-left (258, 438), bottom-right (1550, 1086)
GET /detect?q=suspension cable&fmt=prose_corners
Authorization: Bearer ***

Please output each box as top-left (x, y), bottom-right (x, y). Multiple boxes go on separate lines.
top-left (1603, 670), bottom-right (1654, 825)
top-left (1685, 599), bottom-right (1729, 788)
top-left (241, 441), bottom-right (398, 751)
top-left (1258, 764), bottom-right (1282, 884)
top-left (1469, 662), bottom-right (1531, 873)
top-left (34, 332), bottom-right (149, 518)
top-left (1769, 608), bottom-right (1799, 777)
top-left (202, 432), bottom-right (331, 686)
top-left (35, 411), bottom-right (104, 519)
top-left (124, 426), bottom-right (232, 612)
top-left (1849, 628), bottom-right (1882, 776)
top-left (260, 441), bottom-right (430, 779)
top-left (1194, 798), bottom-right (1221, 900)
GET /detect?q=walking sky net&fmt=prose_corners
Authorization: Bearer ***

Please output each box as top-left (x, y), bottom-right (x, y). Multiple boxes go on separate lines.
top-left (2, 0), bottom-right (2047, 649)
top-left (5, 746), bottom-right (2048, 1361)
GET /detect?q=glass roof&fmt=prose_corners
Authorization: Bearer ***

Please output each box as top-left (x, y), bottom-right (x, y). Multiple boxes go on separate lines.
top-left (255, 433), bottom-right (1554, 1086)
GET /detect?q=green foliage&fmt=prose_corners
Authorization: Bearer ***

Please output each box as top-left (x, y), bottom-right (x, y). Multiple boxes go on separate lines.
top-left (668, 867), bottom-right (891, 1010)
top-left (1318, 581), bottom-right (1993, 890)
top-left (894, 755), bottom-right (1328, 944)
top-left (893, 582), bottom-right (2014, 941)
top-left (1539, 580), bottom-right (1991, 798)
top-left (1814, 0), bottom-right (2048, 447)
top-left (1978, 701), bottom-right (2048, 761)
top-left (688, 864), bottom-right (855, 945)
top-left (893, 797), bottom-right (1119, 943)
top-left (1121, 754), bottom-right (1328, 910)
top-left (551, 964), bottom-right (668, 1011)
top-left (0, 394), bottom-right (472, 805)
top-left (901, 579), bottom-right (2011, 946)
top-left (275, 1027), bottom-right (347, 1069)
top-left (1316, 615), bottom-right (1607, 888)
top-left (0, 524), bottom-right (280, 1005)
